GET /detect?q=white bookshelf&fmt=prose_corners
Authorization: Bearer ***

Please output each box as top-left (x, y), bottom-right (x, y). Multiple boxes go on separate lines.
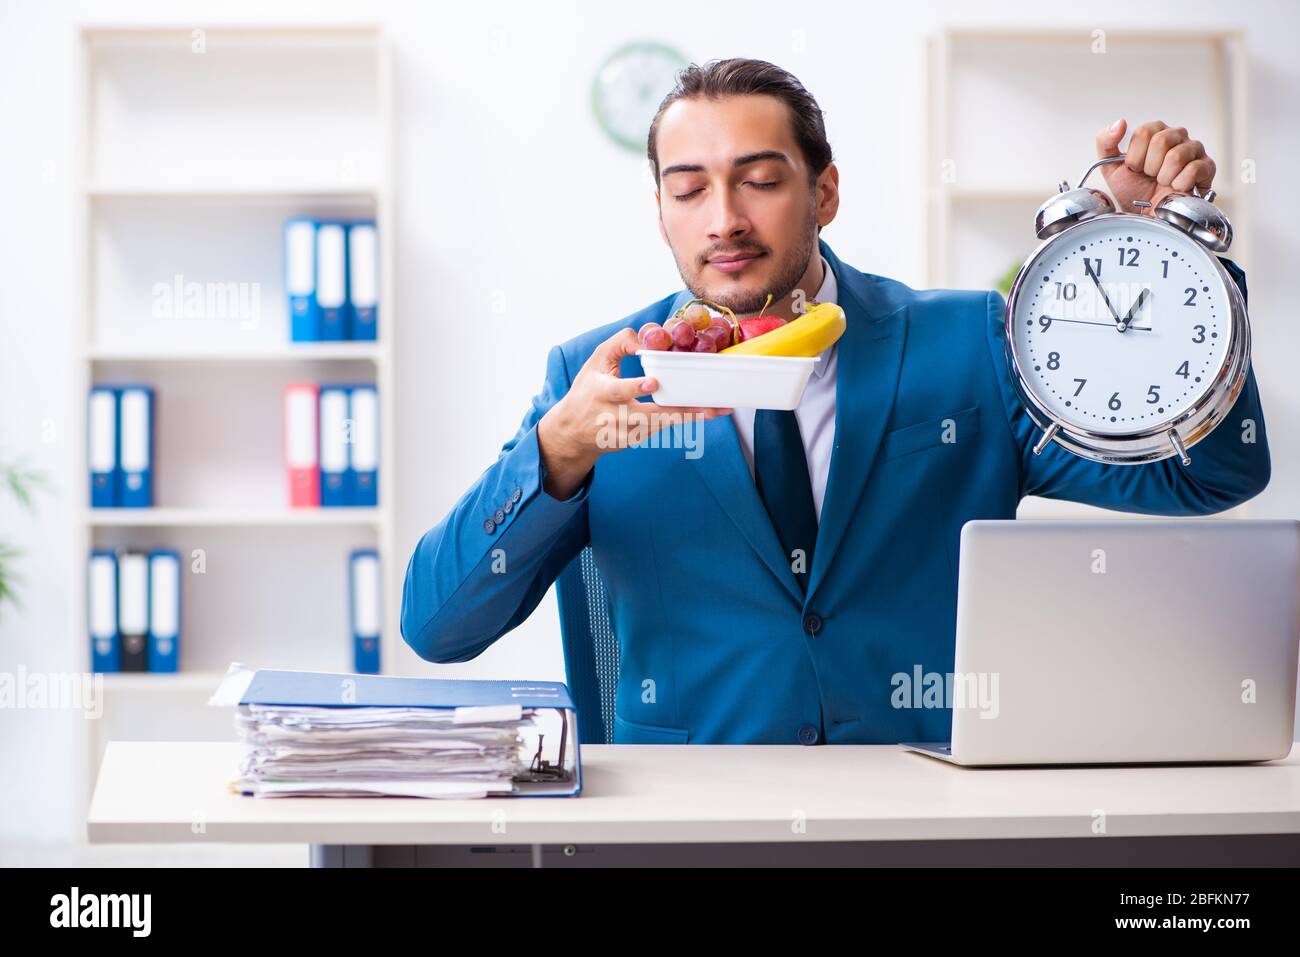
top-left (86, 343), bottom-right (384, 363)
top-left (71, 24), bottom-right (397, 820)
top-left (926, 29), bottom-right (1250, 520)
top-left (84, 507), bottom-right (385, 528)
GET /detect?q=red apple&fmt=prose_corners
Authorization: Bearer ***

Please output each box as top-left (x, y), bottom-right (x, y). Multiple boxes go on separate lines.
top-left (738, 315), bottom-right (787, 342)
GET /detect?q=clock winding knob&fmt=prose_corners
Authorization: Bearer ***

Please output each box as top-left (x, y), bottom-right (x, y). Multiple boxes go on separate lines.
top-left (1168, 429), bottom-right (1193, 467)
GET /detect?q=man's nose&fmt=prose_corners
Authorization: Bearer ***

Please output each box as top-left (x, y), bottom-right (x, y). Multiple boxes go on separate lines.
top-left (706, 190), bottom-right (751, 243)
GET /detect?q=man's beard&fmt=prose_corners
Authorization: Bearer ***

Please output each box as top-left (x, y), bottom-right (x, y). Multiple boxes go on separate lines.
top-left (675, 205), bottom-right (819, 316)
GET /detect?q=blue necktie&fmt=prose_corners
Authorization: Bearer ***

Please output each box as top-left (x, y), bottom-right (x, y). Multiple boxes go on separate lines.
top-left (753, 409), bottom-right (818, 594)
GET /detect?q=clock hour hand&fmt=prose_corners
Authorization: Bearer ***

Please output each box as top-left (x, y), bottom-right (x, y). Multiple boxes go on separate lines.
top-left (1082, 259), bottom-right (1122, 326)
top-left (1117, 287), bottom-right (1151, 333)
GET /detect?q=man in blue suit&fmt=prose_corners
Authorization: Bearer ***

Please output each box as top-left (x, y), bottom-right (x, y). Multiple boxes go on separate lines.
top-left (402, 59), bottom-right (1270, 745)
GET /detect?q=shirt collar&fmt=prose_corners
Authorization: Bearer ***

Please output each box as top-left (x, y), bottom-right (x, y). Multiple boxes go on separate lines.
top-left (809, 254), bottom-right (837, 379)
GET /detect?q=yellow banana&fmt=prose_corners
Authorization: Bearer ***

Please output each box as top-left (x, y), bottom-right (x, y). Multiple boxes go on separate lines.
top-left (720, 302), bottom-right (846, 357)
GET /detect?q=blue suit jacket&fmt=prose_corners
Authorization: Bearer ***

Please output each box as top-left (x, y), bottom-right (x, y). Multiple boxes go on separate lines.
top-left (401, 238), bottom-right (1271, 744)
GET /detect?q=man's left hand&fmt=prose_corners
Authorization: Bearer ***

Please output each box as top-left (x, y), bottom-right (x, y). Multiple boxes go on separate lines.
top-left (1095, 118), bottom-right (1217, 216)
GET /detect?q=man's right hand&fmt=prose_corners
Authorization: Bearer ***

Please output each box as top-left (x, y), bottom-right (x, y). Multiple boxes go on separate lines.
top-left (536, 327), bottom-right (732, 500)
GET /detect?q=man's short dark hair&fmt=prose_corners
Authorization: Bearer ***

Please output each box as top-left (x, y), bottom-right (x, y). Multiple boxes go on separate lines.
top-left (647, 58), bottom-right (834, 186)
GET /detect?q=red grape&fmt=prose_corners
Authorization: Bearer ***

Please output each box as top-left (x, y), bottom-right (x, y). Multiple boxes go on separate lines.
top-left (669, 319), bottom-right (696, 349)
top-left (638, 322), bottom-right (671, 351)
top-left (682, 303), bottom-right (713, 331)
top-left (706, 318), bottom-right (734, 348)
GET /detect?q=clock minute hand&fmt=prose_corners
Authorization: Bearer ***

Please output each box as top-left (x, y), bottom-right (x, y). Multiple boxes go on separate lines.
top-left (1041, 315), bottom-right (1127, 330)
top-left (1038, 314), bottom-right (1152, 332)
top-left (1117, 287), bottom-right (1151, 333)
top-left (1082, 260), bottom-right (1122, 326)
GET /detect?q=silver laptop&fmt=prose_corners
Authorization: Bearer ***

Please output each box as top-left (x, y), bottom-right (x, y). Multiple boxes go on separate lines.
top-left (903, 519), bottom-right (1300, 766)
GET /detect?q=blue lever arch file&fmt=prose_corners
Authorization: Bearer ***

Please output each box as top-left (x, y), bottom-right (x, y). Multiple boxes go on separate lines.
top-left (315, 221), bottom-right (348, 341)
top-left (347, 221), bottom-right (378, 341)
top-left (318, 385), bottom-right (351, 506)
top-left (88, 550), bottom-right (120, 672)
top-left (348, 384), bottom-right (378, 507)
top-left (349, 549), bottom-right (381, 674)
top-left (236, 669), bottom-right (583, 797)
top-left (87, 387), bottom-right (118, 508)
top-left (148, 550), bottom-right (181, 673)
top-left (118, 386), bottom-right (153, 508)
top-left (284, 218), bottom-right (320, 342)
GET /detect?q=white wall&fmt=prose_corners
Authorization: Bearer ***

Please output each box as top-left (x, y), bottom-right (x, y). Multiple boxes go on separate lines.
top-left (2, 0), bottom-right (1297, 846)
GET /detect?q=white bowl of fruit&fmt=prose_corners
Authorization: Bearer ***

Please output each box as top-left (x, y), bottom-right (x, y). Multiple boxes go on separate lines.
top-left (636, 297), bottom-right (846, 411)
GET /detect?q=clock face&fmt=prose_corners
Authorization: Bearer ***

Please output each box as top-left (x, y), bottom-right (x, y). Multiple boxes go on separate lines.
top-left (1009, 214), bottom-right (1232, 437)
top-left (592, 42), bottom-right (688, 152)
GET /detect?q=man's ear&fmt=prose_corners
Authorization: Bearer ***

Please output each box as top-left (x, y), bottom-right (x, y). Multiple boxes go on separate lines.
top-left (816, 163), bottom-right (840, 230)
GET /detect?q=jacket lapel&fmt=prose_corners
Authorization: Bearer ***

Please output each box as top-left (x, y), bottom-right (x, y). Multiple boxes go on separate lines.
top-left (804, 244), bottom-right (908, 605)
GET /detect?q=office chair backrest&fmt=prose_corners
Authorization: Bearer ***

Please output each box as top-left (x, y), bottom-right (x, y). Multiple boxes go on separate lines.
top-left (555, 545), bottom-right (619, 744)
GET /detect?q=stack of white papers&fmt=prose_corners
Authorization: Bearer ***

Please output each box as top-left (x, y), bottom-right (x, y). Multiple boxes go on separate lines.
top-left (232, 703), bottom-right (536, 799)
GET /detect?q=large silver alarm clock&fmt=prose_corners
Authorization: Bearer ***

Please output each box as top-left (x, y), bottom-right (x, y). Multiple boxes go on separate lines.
top-left (1004, 154), bottom-right (1250, 466)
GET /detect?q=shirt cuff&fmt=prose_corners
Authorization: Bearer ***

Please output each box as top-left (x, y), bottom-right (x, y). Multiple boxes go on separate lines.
top-left (538, 433), bottom-right (594, 504)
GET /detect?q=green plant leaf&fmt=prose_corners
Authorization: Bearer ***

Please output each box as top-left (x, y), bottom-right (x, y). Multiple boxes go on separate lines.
top-left (0, 452), bottom-right (48, 615)
top-left (1, 456), bottom-right (50, 512)
top-left (995, 260), bottom-right (1023, 297)
top-left (0, 542), bottom-right (23, 613)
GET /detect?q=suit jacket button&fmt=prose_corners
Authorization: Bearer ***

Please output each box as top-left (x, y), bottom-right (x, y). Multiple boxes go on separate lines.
top-left (802, 613), bottom-right (822, 636)
top-left (483, 518), bottom-right (496, 534)
top-left (797, 724), bottom-right (820, 745)
top-left (511, 486), bottom-right (522, 503)
top-left (503, 499), bottom-right (513, 514)
top-left (493, 508), bottom-right (505, 523)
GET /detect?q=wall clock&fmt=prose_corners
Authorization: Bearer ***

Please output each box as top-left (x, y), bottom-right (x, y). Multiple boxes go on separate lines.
top-left (592, 41), bottom-right (689, 153)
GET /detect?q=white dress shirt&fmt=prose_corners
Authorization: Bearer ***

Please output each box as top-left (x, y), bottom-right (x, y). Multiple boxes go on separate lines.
top-left (731, 255), bottom-right (838, 522)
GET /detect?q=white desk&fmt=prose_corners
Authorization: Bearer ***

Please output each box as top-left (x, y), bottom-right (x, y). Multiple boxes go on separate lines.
top-left (88, 741), bottom-right (1300, 866)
